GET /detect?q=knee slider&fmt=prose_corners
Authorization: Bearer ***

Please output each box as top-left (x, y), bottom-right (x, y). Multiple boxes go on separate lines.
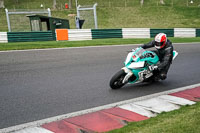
top-left (160, 74), bottom-right (167, 80)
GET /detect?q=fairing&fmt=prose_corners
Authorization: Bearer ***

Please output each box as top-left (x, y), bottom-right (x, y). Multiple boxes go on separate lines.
top-left (123, 47), bottom-right (159, 83)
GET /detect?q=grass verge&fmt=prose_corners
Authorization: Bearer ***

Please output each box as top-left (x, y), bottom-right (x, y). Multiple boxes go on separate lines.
top-left (0, 37), bottom-right (200, 51)
top-left (108, 102), bottom-right (200, 133)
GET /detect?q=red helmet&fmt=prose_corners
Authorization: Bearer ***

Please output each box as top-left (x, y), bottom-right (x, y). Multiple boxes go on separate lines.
top-left (154, 33), bottom-right (167, 49)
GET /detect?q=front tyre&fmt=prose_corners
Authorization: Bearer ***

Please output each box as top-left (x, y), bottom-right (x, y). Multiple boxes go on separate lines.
top-left (110, 70), bottom-right (127, 89)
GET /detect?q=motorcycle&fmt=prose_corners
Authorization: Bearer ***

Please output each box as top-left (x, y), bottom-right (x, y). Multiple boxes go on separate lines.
top-left (109, 47), bottom-right (178, 89)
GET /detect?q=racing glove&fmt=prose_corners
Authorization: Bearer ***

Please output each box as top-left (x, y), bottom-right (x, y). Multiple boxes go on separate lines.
top-left (132, 48), bottom-right (136, 52)
top-left (132, 47), bottom-right (142, 52)
top-left (149, 65), bottom-right (158, 71)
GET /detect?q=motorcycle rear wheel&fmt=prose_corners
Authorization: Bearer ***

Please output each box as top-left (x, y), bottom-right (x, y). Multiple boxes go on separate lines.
top-left (110, 70), bottom-right (126, 89)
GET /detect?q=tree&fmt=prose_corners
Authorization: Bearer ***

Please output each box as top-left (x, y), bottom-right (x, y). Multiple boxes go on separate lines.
top-left (140, 0), bottom-right (165, 6)
top-left (0, 0), bottom-right (5, 8)
top-left (53, 0), bottom-right (56, 9)
top-left (69, 0), bottom-right (72, 9)
top-left (140, 0), bottom-right (144, 6)
top-left (160, 0), bottom-right (165, 5)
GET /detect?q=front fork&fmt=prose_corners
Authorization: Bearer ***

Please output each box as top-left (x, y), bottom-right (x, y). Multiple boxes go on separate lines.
top-left (121, 67), bottom-right (133, 84)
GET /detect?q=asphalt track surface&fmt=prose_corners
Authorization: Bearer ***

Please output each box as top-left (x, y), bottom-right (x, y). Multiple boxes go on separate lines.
top-left (0, 43), bottom-right (200, 129)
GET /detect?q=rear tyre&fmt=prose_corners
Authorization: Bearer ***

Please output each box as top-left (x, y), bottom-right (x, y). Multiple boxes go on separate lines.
top-left (110, 70), bottom-right (127, 89)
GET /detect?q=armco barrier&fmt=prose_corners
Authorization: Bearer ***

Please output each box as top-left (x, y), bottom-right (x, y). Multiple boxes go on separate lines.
top-left (92, 29), bottom-right (122, 39)
top-left (1, 28), bottom-right (200, 43)
top-left (0, 32), bottom-right (8, 43)
top-left (174, 28), bottom-right (196, 38)
top-left (68, 29), bottom-right (92, 41)
top-left (122, 28), bottom-right (150, 38)
top-left (196, 29), bottom-right (200, 37)
top-left (150, 29), bottom-right (174, 38)
top-left (7, 31), bottom-right (56, 42)
top-left (56, 28), bottom-right (199, 41)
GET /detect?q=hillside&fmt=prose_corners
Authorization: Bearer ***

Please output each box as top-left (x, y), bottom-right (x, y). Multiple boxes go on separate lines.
top-left (0, 0), bottom-right (200, 31)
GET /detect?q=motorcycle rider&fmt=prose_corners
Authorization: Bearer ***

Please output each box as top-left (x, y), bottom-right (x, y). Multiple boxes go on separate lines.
top-left (141, 33), bottom-right (174, 80)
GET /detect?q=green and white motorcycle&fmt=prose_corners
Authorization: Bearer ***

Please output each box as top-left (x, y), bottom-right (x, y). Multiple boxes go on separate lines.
top-left (109, 47), bottom-right (178, 89)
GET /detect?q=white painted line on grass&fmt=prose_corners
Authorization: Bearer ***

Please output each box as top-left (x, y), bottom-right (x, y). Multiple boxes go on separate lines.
top-left (0, 44), bottom-right (141, 53)
top-left (1, 83), bottom-right (200, 133)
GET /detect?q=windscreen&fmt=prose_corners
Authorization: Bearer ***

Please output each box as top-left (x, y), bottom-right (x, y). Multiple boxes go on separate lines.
top-left (135, 48), bottom-right (146, 58)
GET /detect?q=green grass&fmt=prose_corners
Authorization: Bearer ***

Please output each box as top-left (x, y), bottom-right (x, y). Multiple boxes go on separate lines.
top-left (0, 37), bottom-right (200, 51)
top-left (1, 0), bottom-right (200, 31)
top-left (108, 102), bottom-right (200, 133)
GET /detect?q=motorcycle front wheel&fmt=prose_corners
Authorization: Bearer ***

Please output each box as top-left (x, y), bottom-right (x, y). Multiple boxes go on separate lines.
top-left (110, 70), bottom-right (127, 89)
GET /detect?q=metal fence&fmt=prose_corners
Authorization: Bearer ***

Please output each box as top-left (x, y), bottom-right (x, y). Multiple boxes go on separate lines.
top-left (77, 3), bottom-right (98, 29)
top-left (5, 8), bottom-right (51, 32)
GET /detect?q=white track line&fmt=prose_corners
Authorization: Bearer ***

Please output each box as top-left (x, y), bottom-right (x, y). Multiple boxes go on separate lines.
top-left (1, 83), bottom-right (200, 133)
top-left (0, 42), bottom-right (199, 53)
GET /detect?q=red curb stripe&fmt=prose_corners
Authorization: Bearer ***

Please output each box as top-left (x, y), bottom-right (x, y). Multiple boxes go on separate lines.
top-left (42, 120), bottom-right (91, 133)
top-left (41, 107), bottom-right (149, 133)
top-left (170, 87), bottom-right (200, 101)
top-left (102, 107), bottom-right (149, 122)
top-left (64, 111), bottom-right (125, 132)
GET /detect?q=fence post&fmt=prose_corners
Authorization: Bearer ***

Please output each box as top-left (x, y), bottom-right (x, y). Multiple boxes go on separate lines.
top-left (93, 3), bottom-right (98, 29)
top-left (5, 8), bottom-right (11, 32)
